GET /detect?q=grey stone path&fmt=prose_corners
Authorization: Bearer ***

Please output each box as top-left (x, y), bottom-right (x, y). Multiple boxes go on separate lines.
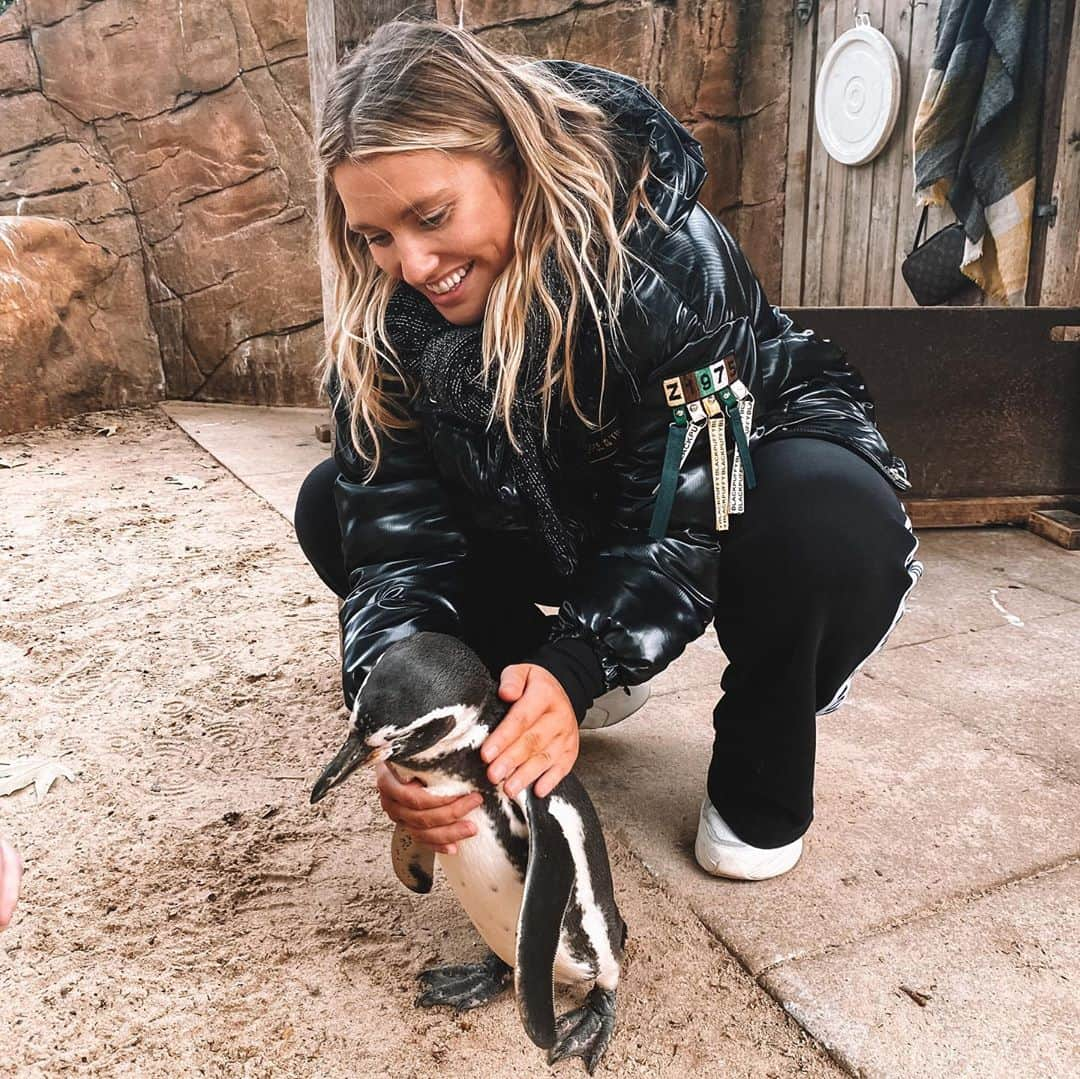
top-left (167, 402), bottom-right (1080, 1079)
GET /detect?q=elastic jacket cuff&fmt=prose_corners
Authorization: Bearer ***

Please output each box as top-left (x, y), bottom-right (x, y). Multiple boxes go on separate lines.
top-left (527, 637), bottom-right (607, 725)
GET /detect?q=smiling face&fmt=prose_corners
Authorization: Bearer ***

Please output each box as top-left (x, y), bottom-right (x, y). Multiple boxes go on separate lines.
top-left (333, 149), bottom-right (521, 326)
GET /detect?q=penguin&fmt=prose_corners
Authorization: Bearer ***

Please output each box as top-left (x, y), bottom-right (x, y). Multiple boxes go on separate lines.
top-left (311, 631), bottom-right (626, 1074)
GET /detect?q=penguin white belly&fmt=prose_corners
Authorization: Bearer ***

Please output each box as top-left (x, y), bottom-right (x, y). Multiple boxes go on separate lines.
top-left (437, 807), bottom-right (523, 969)
top-left (396, 769), bottom-right (594, 984)
top-left (436, 806), bottom-right (595, 985)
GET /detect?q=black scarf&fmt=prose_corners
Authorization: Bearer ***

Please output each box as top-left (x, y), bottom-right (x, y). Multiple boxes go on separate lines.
top-left (383, 249), bottom-right (608, 577)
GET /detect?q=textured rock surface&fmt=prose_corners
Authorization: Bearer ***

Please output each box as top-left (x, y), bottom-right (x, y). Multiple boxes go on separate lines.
top-left (0, 216), bottom-right (164, 432)
top-left (0, 0), bottom-right (321, 414)
top-left (0, 1), bottom-right (789, 423)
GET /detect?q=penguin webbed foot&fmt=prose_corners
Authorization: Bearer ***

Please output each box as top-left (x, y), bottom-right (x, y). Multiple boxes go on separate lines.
top-left (548, 986), bottom-right (617, 1075)
top-left (415, 952), bottom-right (512, 1012)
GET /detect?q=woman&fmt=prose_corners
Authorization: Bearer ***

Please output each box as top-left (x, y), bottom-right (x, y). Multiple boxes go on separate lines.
top-left (295, 20), bottom-right (923, 881)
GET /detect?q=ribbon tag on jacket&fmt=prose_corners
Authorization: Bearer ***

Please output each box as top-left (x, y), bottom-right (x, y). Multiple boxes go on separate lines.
top-left (649, 354), bottom-right (756, 539)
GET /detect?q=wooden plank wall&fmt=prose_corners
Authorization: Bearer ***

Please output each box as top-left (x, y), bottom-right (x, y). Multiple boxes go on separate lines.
top-left (783, 0), bottom-right (956, 307)
top-left (782, 0), bottom-right (1078, 309)
top-left (1041, 0), bottom-right (1080, 306)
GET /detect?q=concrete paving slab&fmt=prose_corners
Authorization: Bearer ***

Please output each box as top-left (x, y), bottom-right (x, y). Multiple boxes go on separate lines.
top-left (576, 684), bottom-right (1080, 976)
top-left (161, 401), bottom-right (328, 521)
top-left (927, 526), bottom-right (1080, 605)
top-left (885, 533), bottom-right (1078, 649)
top-left (761, 863), bottom-right (1080, 1079)
top-left (870, 607), bottom-right (1080, 783)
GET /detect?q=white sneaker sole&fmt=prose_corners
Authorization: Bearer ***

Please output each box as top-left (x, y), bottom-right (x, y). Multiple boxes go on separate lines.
top-left (580, 681), bottom-right (651, 731)
top-left (694, 799), bottom-right (804, 881)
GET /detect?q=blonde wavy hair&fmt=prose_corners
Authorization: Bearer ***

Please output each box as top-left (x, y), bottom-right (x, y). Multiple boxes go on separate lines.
top-left (316, 18), bottom-right (665, 474)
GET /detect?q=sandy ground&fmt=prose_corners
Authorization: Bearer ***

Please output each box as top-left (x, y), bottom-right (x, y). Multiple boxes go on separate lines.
top-left (0, 410), bottom-right (842, 1078)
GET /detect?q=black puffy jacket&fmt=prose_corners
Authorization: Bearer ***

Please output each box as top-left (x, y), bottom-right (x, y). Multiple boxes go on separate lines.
top-left (330, 59), bottom-right (910, 715)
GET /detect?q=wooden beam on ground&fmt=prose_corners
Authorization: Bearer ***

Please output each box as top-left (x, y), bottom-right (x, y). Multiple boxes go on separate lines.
top-left (908, 495), bottom-right (1077, 529)
top-left (1028, 507), bottom-right (1080, 548)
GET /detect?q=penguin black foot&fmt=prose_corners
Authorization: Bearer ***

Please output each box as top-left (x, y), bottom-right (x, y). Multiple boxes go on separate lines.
top-left (415, 952), bottom-right (512, 1012)
top-left (548, 986), bottom-right (617, 1075)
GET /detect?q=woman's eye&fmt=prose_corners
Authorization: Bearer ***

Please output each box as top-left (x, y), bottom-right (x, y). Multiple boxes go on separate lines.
top-left (361, 208), bottom-right (450, 248)
top-left (420, 208), bottom-right (450, 228)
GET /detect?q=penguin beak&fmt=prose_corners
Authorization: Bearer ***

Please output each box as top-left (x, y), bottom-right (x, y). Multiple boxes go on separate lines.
top-left (311, 734), bottom-right (379, 804)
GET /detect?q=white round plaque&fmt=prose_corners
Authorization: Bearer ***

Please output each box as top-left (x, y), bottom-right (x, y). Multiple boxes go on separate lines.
top-left (814, 14), bottom-right (902, 166)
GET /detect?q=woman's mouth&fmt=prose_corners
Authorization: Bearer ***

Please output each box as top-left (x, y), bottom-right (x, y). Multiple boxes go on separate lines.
top-left (425, 261), bottom-right (474, 303)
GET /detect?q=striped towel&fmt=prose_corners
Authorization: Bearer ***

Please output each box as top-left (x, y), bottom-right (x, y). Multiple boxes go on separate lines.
top-left (912, 0), bottom-right (1048, 305)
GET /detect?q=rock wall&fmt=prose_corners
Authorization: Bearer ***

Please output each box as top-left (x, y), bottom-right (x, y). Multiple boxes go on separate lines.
top-left (0, 1), bottom-right (790, 431)
top-left (0, 216), bottom-right (165, 432)
top-left (0, 0), bottom-right (322, 424)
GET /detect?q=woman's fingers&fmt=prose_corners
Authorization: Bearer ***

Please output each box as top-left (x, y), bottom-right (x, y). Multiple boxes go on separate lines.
top-left (374, 760), bottom-right (482, 853)
top-left (379, 787), bottom-right (480, 853)
top-left (502, 732), bottom-right (575, 799)
top-left (532, 762), bottom-right (570, 800)
top-left (0, 838), bottom-right (22, 930)
top-left (407, 819), bottom-right (478, 853)
top-left (383, 792), bottom-right (481, 831)
top-left (487, 711), bottom-right (566, 784)
top-left (394, 780), bottom-right (474, 812)
top-left (481, 699), bottom-right (542, 773)
top-left (377, 762), bottom-right (472, 811)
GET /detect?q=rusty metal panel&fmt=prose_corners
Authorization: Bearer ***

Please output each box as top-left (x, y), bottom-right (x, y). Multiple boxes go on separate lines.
top-left (786, 307), bottom-right (1080, 499)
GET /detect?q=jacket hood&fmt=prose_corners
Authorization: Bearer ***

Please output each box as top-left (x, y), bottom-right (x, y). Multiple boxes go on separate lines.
top-left (530, 59), bottom-right (708, 232)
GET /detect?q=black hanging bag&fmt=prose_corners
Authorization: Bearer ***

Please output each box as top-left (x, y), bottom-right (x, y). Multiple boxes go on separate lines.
top-left (901, 204), bottom-right (971, 306)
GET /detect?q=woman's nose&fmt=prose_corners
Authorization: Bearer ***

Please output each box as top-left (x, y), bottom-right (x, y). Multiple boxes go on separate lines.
top-left (396, 239), bottom-right (441, 289)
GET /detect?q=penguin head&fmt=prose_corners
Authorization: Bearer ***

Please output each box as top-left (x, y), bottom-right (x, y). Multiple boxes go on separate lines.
top-left (310, 632), bottom-right (500, 804)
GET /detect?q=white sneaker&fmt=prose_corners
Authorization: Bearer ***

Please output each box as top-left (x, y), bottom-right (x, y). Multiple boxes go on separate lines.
top-left (580, 681), bottom-right (651, 731)
top-left (694, 797), bottom-right (804, 881)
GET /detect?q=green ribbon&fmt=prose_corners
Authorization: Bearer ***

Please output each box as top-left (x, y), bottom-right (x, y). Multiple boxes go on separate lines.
top-left (649, 416), bottom-right (687, 539)
top-left (719, 387), bottom-right (756, 490)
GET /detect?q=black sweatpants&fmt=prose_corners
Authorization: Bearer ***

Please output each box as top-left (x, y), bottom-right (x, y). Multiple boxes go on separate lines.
top-left (294, 437), bottom-right (922, 848)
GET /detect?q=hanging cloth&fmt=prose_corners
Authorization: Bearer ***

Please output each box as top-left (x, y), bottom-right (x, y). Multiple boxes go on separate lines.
top-left (912, 0), bottom-right (1048, 305)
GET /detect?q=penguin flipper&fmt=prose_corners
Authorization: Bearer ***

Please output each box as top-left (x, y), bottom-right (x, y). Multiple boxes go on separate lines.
top-left (391, 823), bottom-right (435, 894)
top-left (515, 787), bottom-right (576, 1050)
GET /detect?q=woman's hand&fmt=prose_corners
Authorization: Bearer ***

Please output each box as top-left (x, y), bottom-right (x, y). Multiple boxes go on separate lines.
top-left (481, 663), bottom-right (579, 799)
top-left (372, 663), bottom-right (578, 852)
top-left (374, 761), bottom-right (483, 856)
top-left (0, 837), bottom-right (23, 931)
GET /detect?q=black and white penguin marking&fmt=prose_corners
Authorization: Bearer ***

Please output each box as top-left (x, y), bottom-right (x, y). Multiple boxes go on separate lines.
top-left (311, 631), bottom-right (627, 1074)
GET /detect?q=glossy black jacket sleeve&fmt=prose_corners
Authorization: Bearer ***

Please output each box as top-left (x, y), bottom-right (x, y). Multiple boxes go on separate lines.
top-left (329, 371), bottom-right (469, 709)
